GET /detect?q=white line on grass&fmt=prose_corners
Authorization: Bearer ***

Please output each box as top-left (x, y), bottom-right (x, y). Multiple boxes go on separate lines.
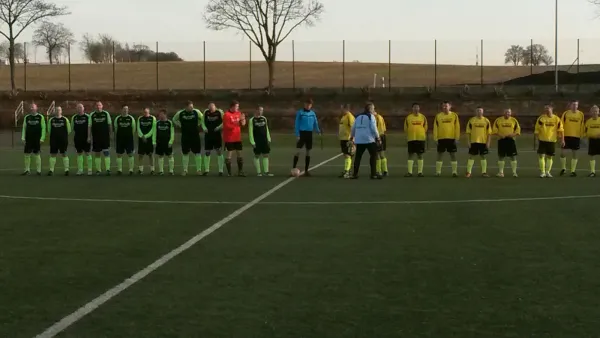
top-left (33, 153), bottom-right (342, 338)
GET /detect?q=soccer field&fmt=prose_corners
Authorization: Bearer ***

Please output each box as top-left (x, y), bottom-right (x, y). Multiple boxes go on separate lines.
top-left (1, 133), bottom-right (600, 337)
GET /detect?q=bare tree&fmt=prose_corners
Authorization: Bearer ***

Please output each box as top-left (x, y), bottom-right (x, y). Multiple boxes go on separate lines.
top-left (32, 21), bottom-right (74, 64)
top-left (80, 33), bottom-right (121, 63)
top-left (0, 41), bottom-right (24, 62)
top-left (204, 0), bottom-right (324, 91)
top-left (523, 44), bottom-right (553, 66)
top-left (0, 0), bottom-right (69, 90)
top-left (504, 45), bottom-right (524, 66)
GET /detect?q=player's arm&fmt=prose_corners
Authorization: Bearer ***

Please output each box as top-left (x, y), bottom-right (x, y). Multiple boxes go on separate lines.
top-left (137, 117), bottom-right (144, 138)
top-left (113, 116), bottom-right (119, 142)
top-left (21, 115), bottom-right (27, 141)
top-left (71, 115), bottom-right (76, 131)
top-left (492, 118), bottom-right (499, 136)
top-left (584, 120), bottom-right (589, 138)
top-left (40, 115), bottom-right (47, 142)
top-left (351, 117), bottom-right (357, 140)
top-left (514, 118), bottom-right (521, 137)
top-left (169, 120), bottom-right (175, 145)
top-left (47, 117), bottom-right (53, 138)
top-left (131, 116), bottom-right (136, 135)
top-left (381, 116), bottom-right (387, 134)
top-left (370, 114), bottom-right (380, 141)
top-left (557, 118), bottom-right (565, 146)
top-left (432, 115), bottom-right (438, 142)
top-left (66, 117), bottom-right (72, 135)
top-left (313, 112), bottom-right (321, 134)
top-left (423, 115), bottom-right (428, 134)
top-left (87, 113), bottom-right (92, 142)
top-left (486, 119), bottom-right (492, 147)
top-left (200, 112), bottom-right (208, 132)
top-left (580, 111), bottom-right (586, 137)
top-left (145, 116), bottom-right (156, 139)
top-left (454, 113), bottom-right (460, 141)
top-left (465, 119), bottom-right (472, 147)
top-left (196, 110), bottom-right (205, 130)
top-left (151, 120), bottom-right (157, 145)
top-left (248, 117), bottom-right (255, 146)
top-left (265, 117), bottom-right (271, 143)
top-left (107, 113), bottom-right (113, 135)
top-left (215, 109), bottom-right (224, 131)
top-left (172, 110), bottom-right (182, 128)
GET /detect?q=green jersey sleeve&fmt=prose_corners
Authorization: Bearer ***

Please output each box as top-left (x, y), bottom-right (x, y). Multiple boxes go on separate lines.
top-left (248, 117), bottom-right (255, 145)
top-left (265, 116), bottom-right (271, 143)
top-left (169, 120), bottom-right (175, 145)
top-left (40, 115), bottom-right (47, 141)
top-left (21, 115), bottom-right (28, 141)
top-left (173, 110), bottom-right (182, 127)
top-left (200, 112), bottom-right (208, 132)
top-left (151, 120), bottom-right (157, 145)
top-left (47, 117), bottom-right (53, 137)
top-left (130, 116), bottom-right (136, 134)
top-left (66, 116), bottom-right (72, 134)
top-left (137, 116), bottom-right (144, 138)
top-left (113, 115), bottom-right (119, 137)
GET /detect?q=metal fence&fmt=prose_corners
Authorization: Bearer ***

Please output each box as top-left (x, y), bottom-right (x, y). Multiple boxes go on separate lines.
top-left (0, 39), bottom-right (595, 91)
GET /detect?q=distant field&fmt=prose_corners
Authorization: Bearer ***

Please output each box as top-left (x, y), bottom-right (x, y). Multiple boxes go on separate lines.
top-left (0, 61), bottom-right (596, 91)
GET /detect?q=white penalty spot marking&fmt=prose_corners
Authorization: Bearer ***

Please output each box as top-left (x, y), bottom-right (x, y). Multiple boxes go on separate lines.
top-left (33, 154), bottom-right (342, 338)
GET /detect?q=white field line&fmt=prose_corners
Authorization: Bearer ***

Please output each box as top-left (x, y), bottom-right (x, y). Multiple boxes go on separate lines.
top-left (33, 154), bottom-right (342, 338)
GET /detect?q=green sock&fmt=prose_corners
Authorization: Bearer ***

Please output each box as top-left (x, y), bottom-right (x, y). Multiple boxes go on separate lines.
top-left (253, 157), bottom-right (261, 174)
top-left (116, 158), bottom-right (123, 172)
top-left (195, 155), bottom-right (203, 172)
top-left (128, 157), bottom-right (135, 172)
top-left (182, 154), bottom-right (189, 172)
top-left (591, 159), bottom-right (596, 173)
top-left (262, 157), bottom-right (269, 173)
top-left (49, 157), bottom-right (57, 172)
top-left (417, 159), bottom-right (424, 174)
top-left (95, 157), bottom-right (102, 171)
top-left (381, 158), bottom-right (388, 172)
top-left (546, 157), bottom-right (553, 172)
top-left (217, 154), bottom-right (224, 173)
top-left (435, 161), bottom-right (443, 174)
top-left (87, 155), bottom-right (93, 172)
top-left (104, 157), bottom-right (111, 171)
top-left (481, 159), bottom-right (487, 174)
top-left (35, 154), bottom-right (41, 172)
top-left (498, 160), bottom-right (505, 174)
top-left (62, 156), bottom-right (69, 172)
top-left (451, 161), bottom-right (458, 174)
top-left (204, 154), bottom-right (211, 172)
top-left (571, 159), bottom-right (578, 172)
top-left (466, 159), bottom-right (474, 174)
top-left (168, 157), bottom-right (175, 173)
top-left (407, 160), bottom-right (414, 174)
top-left (24, 154), bottom-right (31, 171)
top-left (77, 155), bottom-right (84, 172)
top-left (560, 157), bottom-right (567, 170)
top-left (538, 157), bottom-right (546, 174)
top-left (511, 160), bottom-right (518, 174)
top-left (158, 157), bottom-right (164, 172)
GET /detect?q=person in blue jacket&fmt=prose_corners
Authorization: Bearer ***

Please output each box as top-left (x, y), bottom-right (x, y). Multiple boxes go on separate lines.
top-left (292, 98), bottom-right (321, 176)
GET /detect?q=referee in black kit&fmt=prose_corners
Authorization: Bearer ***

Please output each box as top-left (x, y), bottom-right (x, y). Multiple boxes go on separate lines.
top-left (350, 102), bottom-right (382, 179)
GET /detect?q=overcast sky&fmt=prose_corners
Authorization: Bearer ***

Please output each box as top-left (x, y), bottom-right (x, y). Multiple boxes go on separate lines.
top-left (14, 0), bottom-right (600, 65)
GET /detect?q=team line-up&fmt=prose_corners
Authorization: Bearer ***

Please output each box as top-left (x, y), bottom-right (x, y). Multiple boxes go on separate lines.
top-left (17, 98), bottom-right (599, 178)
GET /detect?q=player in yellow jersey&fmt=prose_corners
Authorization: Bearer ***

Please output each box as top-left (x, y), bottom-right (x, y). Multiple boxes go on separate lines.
top-left (338, 104), bottom-right (355, 178)
top-left (433, 101), bottom-right (460, 177)
top-left (559, 100), bottom-right (585, 176)
top-left (492, 108), bottom-right (521, 177)
top-left (403, 103), bottom-right (428, 177)
top-left (373, 109), bottom-right (388, 176)
top-left (584, 105), bottom-right (600, 177)
top-left (535, 104), bottom-right (565, 178)
top-left (465, 107), bottom-right (492, 177)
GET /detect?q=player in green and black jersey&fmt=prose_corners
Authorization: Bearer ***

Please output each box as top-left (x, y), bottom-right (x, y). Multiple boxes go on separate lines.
top-left (249, 106), bottom-right (273, 176)
top-left (152, 109), bottom-right (175, 175)
top-left (173, 100), bottom-right (204, 175)
top-left (201, 102), bottom-right (225, 176)
top-left (90, 101), bottom-right (112, 175)
top-left (137, 107), bottom-right (156, 175)
top-left (114, 105), bottom-right (137, 175)
top-left (71, 103), bottom-right (93, 175)
top-left (47, 106), bottom-right (71, 175)
top-left (21, 103), bottom-right (46, 175)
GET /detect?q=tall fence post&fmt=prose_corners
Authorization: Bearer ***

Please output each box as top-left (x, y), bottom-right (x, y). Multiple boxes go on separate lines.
top-left (434, 39), bottom-right (437, 91)
top-left (480, 39), bottom-right (484, 87)
top-left (388, 40), bottom-right (391, 91)
top-left (112, 41), bottom-right (116, 91)
top-left (68, 42), bottom-right (71, 91)
top-left (24, 42), bottom-right (27, 92)
top-left (203, 41), bottom-right (206, 90)
top-left (342, 40), bottom-right (345, 92)
top-left (530, 39), bottom-right (533, 75)
top-left (249, 40), bottom-right (252, 90)
top-left (292, 40), bottom-right (296, 90)
top-left (576, 38), bottom-right (580, 92)
top-left (155, 41), bottom-right (159, 91)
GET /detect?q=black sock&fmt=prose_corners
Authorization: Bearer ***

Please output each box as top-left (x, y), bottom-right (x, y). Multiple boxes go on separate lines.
top-left (305, 156), bottom-right (311, 171)
top-left (225, 158), bottom-right (232, 174)
top-left (293, 155), bottom-right (299, 168)
top-left (237, 157), bottom-right (243, 171)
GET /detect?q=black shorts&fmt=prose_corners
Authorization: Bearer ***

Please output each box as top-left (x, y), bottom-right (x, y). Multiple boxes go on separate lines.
top-left (407, 140), bottom-right (426, 155)
top-left (498, 138), bottom-right (518, 157)
top-left (562, 136), bottom-right (581, 150)
top-left (537, 141), bottom-right (556, 156)
top-left (50, 138), bottom-right (68, 154)
top-left (138, 138), bottom-right (154, 155)
top-left (74, 138), bottom-right (91, 153)
top-left (436, 139), bottom-right (457, 153)
top-left (155, 143), bottom-right (173, 156)
top-left (205, 132), bottom-right (223, 151)
top-left (589, 138), bottom-right (600, 156)
top-left (468, 143), bottom-right (489, 156)
top-left (377, 134), bottom-right (387, 152)
top-left (116, 139), bottom-right (135, 155)
top-left (225, 142), bottom-right (243, 151)
top-left (92, 138), bottom-right (110, 153)
top-left (296, 131), bottom-right (313, 150)
top-left (24, 139), bottom-right (41, 154)
top-left (253, 141), bottom-right (270, 155)
top-left (181, 134), bottom-right (201, 154)
top-left (340, 140), bottom-right (351, 155)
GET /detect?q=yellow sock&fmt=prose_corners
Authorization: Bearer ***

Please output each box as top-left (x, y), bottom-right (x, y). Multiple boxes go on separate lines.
top-left (591, 159), bottom-right (596, 173)
top-left (560, 157), bottom-right (567, 170)
top-left (481, 159), bottom-right (487, 173)
top-left (451, 161), bottom-right (458, 174)
top-left (376, 159), bottom-right (382, 173)
top-left (344, 157), bottom-right (352, 171)
top-left (546, 157), bottom-right (553, 172)
top-left (571, 159), bottom-right (578, 172)
top-left (511, 160), bottom-right (518, 174)
top-left (381, 158), bottom-right (388, 172)
top-left (417, 159), bottom-right (424, 174)
top-left (407, 160), bottom-right (414, 174)
top-left (466, 159), bottom-right (474, 174)
top-left (538, 157), bottom-right (546, 173)
top-left (498, 161), bottom-right (505, 174)
top-left (435, 161), bottom-right (443, 174)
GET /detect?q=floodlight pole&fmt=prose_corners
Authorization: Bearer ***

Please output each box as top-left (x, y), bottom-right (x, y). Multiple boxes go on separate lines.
top-left (554, 0), bottom-right (558, 92)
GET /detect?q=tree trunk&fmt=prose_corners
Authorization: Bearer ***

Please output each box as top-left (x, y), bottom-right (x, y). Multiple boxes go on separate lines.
top-left (8, 29), bottom-right (15, 91)
top-left (267, 58), bottom-right (274, 92)
top-left (48, 50), bottom-right (54, 65)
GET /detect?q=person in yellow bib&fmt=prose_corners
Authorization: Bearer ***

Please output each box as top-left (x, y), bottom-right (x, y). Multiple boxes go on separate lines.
top-left (465, 107), bottom-right (492, 178)
top-left (535, 104), bottom-right (565, 178)
top-left (559, 100), bottom-right (585, 176)
top-left (584, 105), bottom-right (600, 177)
top-left (373, 109), bottom-right (388, 176)
top-left (433, 101), bottom-right (460, 177)
top-left (338, 104), bottom-right (355, 178)
top-left (492, 108), bottom-right (521, 177)
top-left (403, 103), bottom-right (427, 177)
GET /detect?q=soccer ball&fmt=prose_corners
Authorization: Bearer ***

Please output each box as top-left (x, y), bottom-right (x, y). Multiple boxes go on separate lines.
top-left (291, 168), bottom-right (301, 177)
